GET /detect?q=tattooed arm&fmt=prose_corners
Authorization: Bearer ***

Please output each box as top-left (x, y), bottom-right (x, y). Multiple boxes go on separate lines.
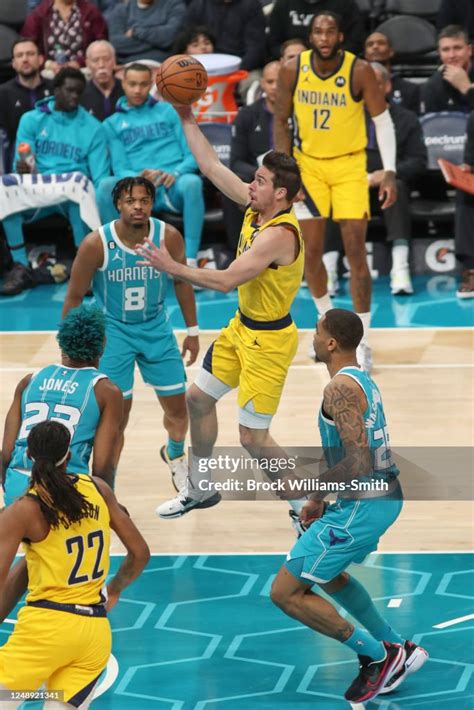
top-left (309, 375), bottom-right (372, 501)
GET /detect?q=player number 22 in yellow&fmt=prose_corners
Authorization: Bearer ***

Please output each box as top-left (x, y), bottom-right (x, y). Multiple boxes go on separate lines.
top-left (313, 109), bottom-right (331, 130)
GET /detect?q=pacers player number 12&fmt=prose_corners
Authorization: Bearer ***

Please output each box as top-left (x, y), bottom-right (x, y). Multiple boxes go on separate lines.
top-left (313, 108), bottom-right (331, 130)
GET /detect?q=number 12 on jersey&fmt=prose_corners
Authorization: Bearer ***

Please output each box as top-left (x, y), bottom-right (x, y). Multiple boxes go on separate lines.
top-left (313, 109), bottom-right (331, 130)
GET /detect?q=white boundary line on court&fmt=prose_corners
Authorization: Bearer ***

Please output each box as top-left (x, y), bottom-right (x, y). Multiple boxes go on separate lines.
top-left (433, 614), bottom-right (474, 629)
top-left (1, 326), bottom-right (473, 336)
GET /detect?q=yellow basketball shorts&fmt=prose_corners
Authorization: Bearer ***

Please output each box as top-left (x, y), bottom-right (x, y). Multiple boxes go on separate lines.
top-left (203, 312), bottom-right (298, 415)
top-left (0, 606), bottom-right (111, 707)
top-left (294, 149), bottom-right (370, 220)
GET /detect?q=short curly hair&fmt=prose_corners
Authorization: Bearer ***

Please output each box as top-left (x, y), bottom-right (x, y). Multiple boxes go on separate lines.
top-left (57, 306), bottom-right (106, 362)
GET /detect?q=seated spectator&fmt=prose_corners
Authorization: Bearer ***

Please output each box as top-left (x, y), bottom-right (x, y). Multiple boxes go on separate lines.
top-left (280, 38), bottom-right (308, 63)
top-left (364, 32), bottom-right (421, 113)
top-left (437, 0), bottom-right (474, 42)
top-left (367, 63), bottom-right (427, 295)
top-left (455, 111), bottom-right (474, 297)
top-left (108, 0), bottom-right (185, 64)
top-left (223, 60), bottom-right (279, 250)
top-left (97, 63), bottom-right (204, 266)
top-left (185, 0), bottom-right (266, 72)
top-left (268, 0), bottom-right (364, 60)
top-left (173, 25), bottom-right (215, 56)
top-left (0, 68), bottom-right (110, 296)
top-left (0, 39), bottom-right (52, 171)
top-left (21, 0), bottom-right (108, 72)
top-left (421, 25), bottom-right (474, 113)
top-left (81, 40), bottom-right (124, 121)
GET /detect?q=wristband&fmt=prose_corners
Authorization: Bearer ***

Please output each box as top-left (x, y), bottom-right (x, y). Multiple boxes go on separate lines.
top-left (187, 325), bottom-right (199, 336)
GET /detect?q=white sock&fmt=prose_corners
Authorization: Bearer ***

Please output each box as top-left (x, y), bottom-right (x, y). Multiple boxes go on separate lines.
top-left (313, 293), bottom-right (332, 317)
top-left (322, 250), bottom-right (339, 273)
top-left (391, 244), bottom-right (409, 272)
top-left (357, 311), bottom-right (371, 346)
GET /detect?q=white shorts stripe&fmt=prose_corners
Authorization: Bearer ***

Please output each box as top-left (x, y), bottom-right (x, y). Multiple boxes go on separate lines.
top-left (153, 382), bottom-right (185, 391)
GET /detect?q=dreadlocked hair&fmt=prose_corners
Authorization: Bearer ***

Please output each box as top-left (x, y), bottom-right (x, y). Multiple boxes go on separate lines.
top-left (27, 421), bottom-right (91, 529)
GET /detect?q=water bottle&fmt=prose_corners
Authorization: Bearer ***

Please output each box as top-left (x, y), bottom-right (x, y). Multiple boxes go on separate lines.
top-left (17, 142), bottom-right (36, 172)
top-left (54, 44), bottom-right (68, 65)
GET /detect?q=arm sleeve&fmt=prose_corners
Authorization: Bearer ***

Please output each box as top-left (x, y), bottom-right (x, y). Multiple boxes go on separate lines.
top-left (396, 115), bottom-right (427, 182)
top-left (240, 3), bottom-right (267, 71)
top-left (87, 125), bottom-right (111, 185)
top-left (230, 109), bottom-right (258, 181)
top-left (132, 1), bottom-right (186, 50)
top-left (372, 109), bottom-right (397, 173)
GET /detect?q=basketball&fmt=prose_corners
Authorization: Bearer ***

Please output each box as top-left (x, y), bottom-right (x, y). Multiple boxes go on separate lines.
top-left (155, 54), bottom-right (208, 105)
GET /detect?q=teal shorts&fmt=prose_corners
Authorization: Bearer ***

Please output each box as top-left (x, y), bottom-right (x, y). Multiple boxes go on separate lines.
top-left (285, 497), bottom-right (403, 584)
top-left (100, 312), bottom-right (186, 399)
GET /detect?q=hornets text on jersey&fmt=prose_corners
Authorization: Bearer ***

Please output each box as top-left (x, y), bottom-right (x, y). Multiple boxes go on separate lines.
top-left (93, 217), bottom-right (168, 323)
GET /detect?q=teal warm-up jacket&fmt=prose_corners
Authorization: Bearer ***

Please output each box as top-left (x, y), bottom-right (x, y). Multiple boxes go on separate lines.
top-left (15, 96), bottom-right (110, 185)
top-left (103, 95), bottom-right (198, 178)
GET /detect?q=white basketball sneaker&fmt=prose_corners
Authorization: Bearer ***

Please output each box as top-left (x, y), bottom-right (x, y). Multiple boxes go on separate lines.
top-left (390, 267), bottom-right (414, 295)
top-left (356, 342), bottom-right (373, 372)
top-left (160, 445), bottom-right (188, 492)
top-left (156, 482), bottom-right (221, 519)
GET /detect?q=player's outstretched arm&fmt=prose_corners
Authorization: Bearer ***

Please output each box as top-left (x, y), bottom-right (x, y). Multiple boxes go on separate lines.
top-left (137, 225), bottom-right (294, 292)
top-left (62, 232), bottom-right (104, 317)
top-left (93, 477), bottom-right (150, 610)
top-left (91, 380), bottom-right (124, 488)
top-left (1, 375), bottom-right (32, 485)
top-left (173, 106), bottom-right (249, 206)
top-left (164, 225), bottom-right (200, 365)
top-left (273, 59), bottom-right (297, 155)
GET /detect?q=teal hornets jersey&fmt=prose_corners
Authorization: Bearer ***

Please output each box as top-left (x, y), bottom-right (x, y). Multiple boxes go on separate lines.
top-left (9, 364), bottom-right (106, 476)
top-left (93, 218), bottom-right (167, 323)
top-left (319, 367), bottom-right (399, 481)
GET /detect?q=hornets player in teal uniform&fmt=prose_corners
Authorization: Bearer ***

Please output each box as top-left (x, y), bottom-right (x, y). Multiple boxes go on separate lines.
top-left (271, 310), bottom-right (428, 704)
top-left (63, 177), bottom-right (199, 491)
top-left (2, 306), bottom-right (123, 505)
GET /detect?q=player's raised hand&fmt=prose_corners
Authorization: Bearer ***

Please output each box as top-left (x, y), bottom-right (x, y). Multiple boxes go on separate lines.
top-left (181, 335), bottom-right (200, 366)
top-left (379, 171), bottom-right (397, 210)
top-left (135, 237), bottom-right (175, 274)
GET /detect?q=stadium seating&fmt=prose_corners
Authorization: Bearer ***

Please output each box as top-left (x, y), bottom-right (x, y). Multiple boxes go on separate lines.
top-left (0, 0), bottom-right (28, 29)
top-left (375, 15), bottom-right (438, 75)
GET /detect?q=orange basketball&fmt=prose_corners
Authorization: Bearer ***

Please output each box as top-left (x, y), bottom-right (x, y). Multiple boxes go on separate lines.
top-left (155, 55), bottom-right (208, 105)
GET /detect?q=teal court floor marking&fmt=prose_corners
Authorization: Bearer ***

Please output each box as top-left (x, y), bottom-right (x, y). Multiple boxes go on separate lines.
top-left (1, 553), bottom-right (473, 709)
top-left (1, 276), bottom-right (473, 331)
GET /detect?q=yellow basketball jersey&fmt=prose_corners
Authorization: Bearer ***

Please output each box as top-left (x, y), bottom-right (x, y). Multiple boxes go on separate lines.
top-left (237, 207), bottom-right (304, 322)
top-left (293, 50), bottom-right (367, 159)
top-left (24, 474), bottom-right (110, 605)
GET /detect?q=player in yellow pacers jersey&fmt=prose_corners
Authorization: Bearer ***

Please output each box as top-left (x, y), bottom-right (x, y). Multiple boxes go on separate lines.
top-left (135, 106), bottom-right (306, 520)
top-left (274, 11), bottom-right (398, 371)
top-left (0, 421), bottom-right (149, 710)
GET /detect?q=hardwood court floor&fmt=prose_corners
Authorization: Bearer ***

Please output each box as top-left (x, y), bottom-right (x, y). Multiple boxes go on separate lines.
top-left (1, 328), bottom-right (472, 554)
